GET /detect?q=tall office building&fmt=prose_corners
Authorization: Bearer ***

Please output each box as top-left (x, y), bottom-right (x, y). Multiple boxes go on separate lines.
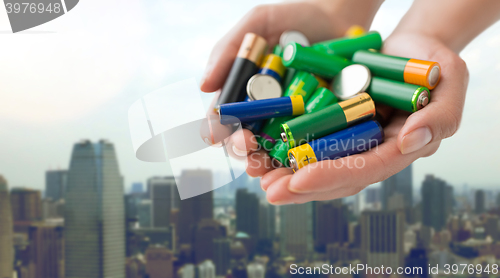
top-left (65, 140), bottom-right (125, 278)
top-left (193, 219), bottom-right (226, 264)
top-left (145, 245), bottom-right (174, 278)
top-left (365, 187), bottom-right (380, 204)
top-left (475, 190), bottom-right (486, 214)
top-left (130, 182), bottom-right (144, 194)
top-left (421, 175), bottom-right (452, 232)
top-left (314, 200), bottom-right (349, 252)
top-left (178, 170), bottom-right (213, 244)
top-left (28, 223), bottom-right (64, 278)
top-left (280, 203), bottom-right (314, 261)
top-left (236, 189), bottom-right (259, 238)
top-left (149, 176), bottom-right (176, 228)
top-left (0, 175), bottom-right (14, 278)
top-left (381, 164), bottom-right (413, 210)
top-left (10, 188), bottom-right (42, 222)
top-left (213, 238), bottom-right (231, 276)
top-left (258, 204), bottom-right (276, 240)
top-left (45, 170), bottom-right (68, 201)
top-left (138, 199), bottom-right (152, 228)
top-left (361, 210), bottom-right (405, 271)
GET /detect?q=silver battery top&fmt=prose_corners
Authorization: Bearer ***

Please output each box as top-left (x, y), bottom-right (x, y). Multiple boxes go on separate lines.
top-left (246, 74), bottom-right (282, 101)
top-left (332, 64), bottom-right (371, 100)
top-left (279, 30), bottom-right (310, 48)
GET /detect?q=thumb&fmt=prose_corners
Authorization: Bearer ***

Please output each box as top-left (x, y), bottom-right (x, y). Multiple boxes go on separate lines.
top-left (397, 53), bottom-right (468, 155)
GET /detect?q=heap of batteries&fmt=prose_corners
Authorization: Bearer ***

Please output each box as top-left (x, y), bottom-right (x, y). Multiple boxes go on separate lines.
top-left (215, 26), bottom-right (441, 172)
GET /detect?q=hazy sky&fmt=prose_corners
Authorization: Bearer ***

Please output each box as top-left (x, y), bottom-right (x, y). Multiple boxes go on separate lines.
top-left (0, 0), bottom-right (499, 192)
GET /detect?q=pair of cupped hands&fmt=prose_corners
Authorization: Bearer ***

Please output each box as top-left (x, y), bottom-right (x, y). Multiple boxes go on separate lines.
top-left (199, 2), bottom-right (468, 205)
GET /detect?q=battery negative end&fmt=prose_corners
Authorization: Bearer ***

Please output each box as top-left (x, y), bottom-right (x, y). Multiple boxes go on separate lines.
top-left (283, 44), bottom-right (294, 62)
top-left (428, 65), bottom-right (440, 88)
top-left (417, 91), bottom-right (430, 110)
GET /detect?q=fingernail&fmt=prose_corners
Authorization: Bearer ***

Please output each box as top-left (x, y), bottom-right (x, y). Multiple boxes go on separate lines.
top-left (288, 185), bottom-right (311, 194)
top-left (232, 145), bottom-right (248, 157)
top-left (269, 200), bottom-right (292, 206)
top-left (400, 127), bottom-right (432, 154)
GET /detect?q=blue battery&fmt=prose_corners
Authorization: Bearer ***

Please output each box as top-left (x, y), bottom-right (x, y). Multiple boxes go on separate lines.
top-left (219, 95), bottom-right (305, 125)
top-left (258, 68), bottom-right (281, 82)
top-left (288, 120), bottom-right (384, 171)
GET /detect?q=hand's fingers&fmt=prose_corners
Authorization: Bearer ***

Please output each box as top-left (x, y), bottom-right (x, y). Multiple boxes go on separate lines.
top-left (199, 7), bottom-right (269, 93)
top-left (266, 175), bottom-right (365, 205)
top-left (280, 115), bottom-right (440, 195)
top-left (261, 167), bottom-right (293, 191)
top-left (396, 46), bottom-right (468, 154)
top-left (227, 128), bottom-right (258, 156)
top-left (246, 149), bottom-right (275, 178)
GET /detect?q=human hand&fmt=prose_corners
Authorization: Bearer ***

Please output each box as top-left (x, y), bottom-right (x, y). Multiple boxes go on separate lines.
top-left (258, 32), bottom-right (468, 204)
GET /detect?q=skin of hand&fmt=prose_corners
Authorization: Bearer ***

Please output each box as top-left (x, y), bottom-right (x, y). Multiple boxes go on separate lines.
top-left (200, 0), bottom-right (498, 205)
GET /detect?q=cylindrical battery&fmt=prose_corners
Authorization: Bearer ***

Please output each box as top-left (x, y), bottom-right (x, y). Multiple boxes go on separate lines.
top-left (368, 77), bottom-right (431, 113)
top-left (269, 87), bottom-right (338, 166)
top-left (258, 54), bottom-right (286, 82)
top-left (257, 72), bottom-right (319, 150)
top-left (288, 120), bottom-right (384, 172)
top-left (282, 68), bottom-right (297, 92)
top-left (269, 140), bottom-right (290, 167)
top-left (215, 33), bottom-right (268, 110)
top-left (272, 44), bottom-right (283, 56)
top-left (246, 74), bottom-right (282, 101)
top-left (312, 31), bottom-right (382, 59)
top-left (219, 95), bottom-right (304, 125)
top-left (281, 93), bottom-right (375, 148)
top-left (305, 88), bottom-right (339, 114)
top-left (280, 30), bottom-right (310, 48)
top-left (282, 42), bottom-right (352, 79)
top-left (352, 50), bottom-right (441, 89)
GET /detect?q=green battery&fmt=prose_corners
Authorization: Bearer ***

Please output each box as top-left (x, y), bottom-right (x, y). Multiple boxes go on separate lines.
top-left (273, 44), bottom-right (283, 56)
top-left (269, 87), bottom-right (339, 165)
top-left (368, 77), bottom-right (430, 113)
top-left (305, 88), bottom-right (339, 113)
top-left (258, 71), bottom-right (319, 150)
top-left (269, 140), bottom-right (290, 167)
top-left (281, 93), bottom-right (376, 148)
top-left (312, 31), bottom-right (382, 59)
top-left (352, 50), bottom-right (441, 89)
top-left (282, 42), bottom-right (352, 79)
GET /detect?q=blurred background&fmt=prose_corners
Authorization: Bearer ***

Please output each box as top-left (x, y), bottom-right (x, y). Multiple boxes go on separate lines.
top-left (0, 0), bottom-right (500, 277)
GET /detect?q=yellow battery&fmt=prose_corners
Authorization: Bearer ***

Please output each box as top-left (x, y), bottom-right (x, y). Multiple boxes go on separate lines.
top-left (345, 25), bottom-right (366, 38)
top-left (260, 54), bottom-right (286, 78)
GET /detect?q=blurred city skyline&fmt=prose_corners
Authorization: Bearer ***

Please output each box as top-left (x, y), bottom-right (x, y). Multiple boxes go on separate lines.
top-left (1, 0), bottom-right (500, 191)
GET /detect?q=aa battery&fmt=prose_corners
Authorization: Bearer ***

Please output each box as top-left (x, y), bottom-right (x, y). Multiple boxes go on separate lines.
top-left (258, 54), bottom-right (286, 82)
top-left (352, 50), bottom-right (441, 89)
top-left (246, 74), bottom-right (282, 101)
top-left (282, 68), bottom-right (297, 91)
top-left (281, 93), bottom-right (376, 149)
top-left (282, 42), bottom-right (352, 79)
top-left (219, 95), bottom-right (304, 125)
top-left (269, 140), bottom-right (290, 167)
top-left (312, 31), bottom-right (382, 59)
top-left (272, 44), bottom-right (283, 56)
top-left (257, 71), bottom-right (319, 150)
top-left (215, 33), bottom-right (268, 110)
top-left (288, 120), bottom-right (384, 172)
top-left (368, 77), bottom-right (430, 113)
top-left (279, 30), bottom-right (310, 47)
top-left (269, 88), bottom-right (338, 166)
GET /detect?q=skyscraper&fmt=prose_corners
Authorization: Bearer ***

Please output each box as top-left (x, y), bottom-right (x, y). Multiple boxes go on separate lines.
top-left (150, 176), bottom-right (176, 228)
top-left (45, 170), bottom-right (68, 201)
top-left (10, 188), bottom-right (42, 222)
top-left (475, 190), bottom-right (485, 214)
top-left (65, 140), bottom-right (125, 278)
top-left (28, 223), bottom-right (64, 278)
top-left (258, 204), bottom-right (276, 241)
top-left (145, 245), bottom-right (174, 278)
top-left (213, 238), bottom-right (231, 276)
top-left (193, 219), bottom-right (226, 264)
top-left (178, 170), bottom-right (213, 244)
top-left (421, 175), bottom-right (452, 232)
top-left (0, 175), bottom-right (14, 278)
top-left (130, 182), bottom-right (144, 194)
top-left (381, 164), bottom-right (413, 211)
top-left (361, 210), bottom-right (405, 271)
top-left (314, 200), bottom-right (349, 252)
top-left (236, 189), bottom-right (259, 238)
top-left (280, 203), bottom-right (314, 261)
